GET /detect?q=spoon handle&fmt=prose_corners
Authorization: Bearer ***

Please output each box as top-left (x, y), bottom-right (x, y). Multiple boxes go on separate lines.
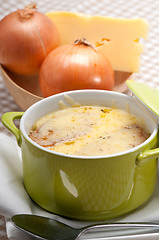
top-left (11, 214), bottom-right (159, 240)
top-left (79, 222), bottom-right (159, 239)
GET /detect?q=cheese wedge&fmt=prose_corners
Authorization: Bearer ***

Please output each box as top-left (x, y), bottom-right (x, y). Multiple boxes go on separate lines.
top-left (46, 11), bottom-right (149, 73)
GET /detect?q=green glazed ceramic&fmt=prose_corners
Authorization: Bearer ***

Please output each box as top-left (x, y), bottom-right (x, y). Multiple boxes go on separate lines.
top-left (1, 90), bottom-right (159, 221)
top-left (126, 79), bottom-right (159, 124)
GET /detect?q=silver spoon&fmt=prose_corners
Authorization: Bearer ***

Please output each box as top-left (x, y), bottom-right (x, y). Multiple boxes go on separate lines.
top-left (11, 214), bottom-right (159, 239)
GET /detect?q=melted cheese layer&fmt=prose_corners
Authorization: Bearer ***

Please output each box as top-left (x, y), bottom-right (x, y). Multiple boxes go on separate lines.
top-left (29, 106), bottom-right (150, 156)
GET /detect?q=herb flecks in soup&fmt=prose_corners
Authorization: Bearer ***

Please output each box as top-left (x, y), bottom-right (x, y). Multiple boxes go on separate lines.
top-left (29, 106), bottom-right (150, 156)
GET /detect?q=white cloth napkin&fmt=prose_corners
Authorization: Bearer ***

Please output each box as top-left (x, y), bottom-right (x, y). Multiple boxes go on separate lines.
top-left (1, 133), bottom-right (159, 240)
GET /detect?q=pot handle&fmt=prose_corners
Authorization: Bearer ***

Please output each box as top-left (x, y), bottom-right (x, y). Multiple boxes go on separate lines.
top-left (1, 112), bottom-right (24, 147)
top-left (136, 148), bottom-right (159, 166)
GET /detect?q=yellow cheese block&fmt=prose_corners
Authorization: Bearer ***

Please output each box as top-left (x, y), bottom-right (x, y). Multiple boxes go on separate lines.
top-left (46, 11), bottom-right (149, 73)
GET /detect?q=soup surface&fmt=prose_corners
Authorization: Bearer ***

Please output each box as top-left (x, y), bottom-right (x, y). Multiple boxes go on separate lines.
top-left (29, 106), bottom-right (150, 156)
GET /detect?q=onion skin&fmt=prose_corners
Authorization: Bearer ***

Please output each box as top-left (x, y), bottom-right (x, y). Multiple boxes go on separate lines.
top-left (39, 41), bottom-right (115, 97)
top-left (0, 6), bottom-right (60, 75)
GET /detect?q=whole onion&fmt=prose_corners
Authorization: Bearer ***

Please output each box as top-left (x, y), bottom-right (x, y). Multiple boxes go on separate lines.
top-left (0, 3), bottom-right (60, 75)
top-left (39, 39), bottom-right (115, 97)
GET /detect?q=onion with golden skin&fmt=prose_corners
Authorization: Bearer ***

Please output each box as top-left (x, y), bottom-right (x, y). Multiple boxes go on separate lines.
top-left (39, 39), bottom-right (115, 97)
top-left (0, 3), bottom-right (60, 76)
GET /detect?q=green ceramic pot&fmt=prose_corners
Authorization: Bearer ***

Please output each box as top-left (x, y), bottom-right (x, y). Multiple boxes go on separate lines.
top-left (2, 90), bottom-right (159, 221)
